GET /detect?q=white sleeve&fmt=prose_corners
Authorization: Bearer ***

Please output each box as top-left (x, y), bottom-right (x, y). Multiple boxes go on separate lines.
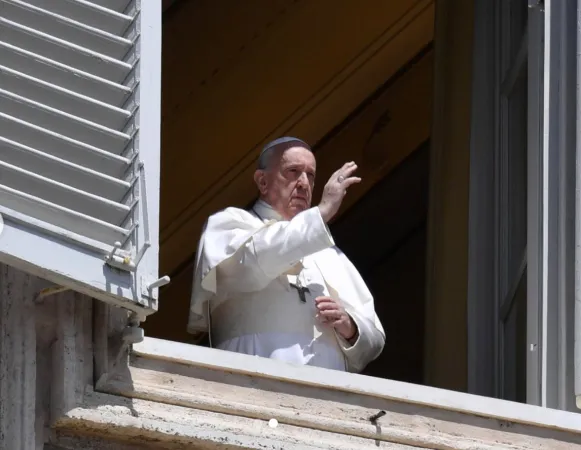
top-left (335, 311), bottom-right (385, 373)
top-left (323, 251), bottom-right (385, 372)
top-left (213, 207), bottom-right (335, 293)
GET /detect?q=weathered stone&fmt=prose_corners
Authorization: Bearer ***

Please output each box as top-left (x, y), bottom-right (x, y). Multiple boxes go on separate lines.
top-left (0, 265), bottom-right (38, 450)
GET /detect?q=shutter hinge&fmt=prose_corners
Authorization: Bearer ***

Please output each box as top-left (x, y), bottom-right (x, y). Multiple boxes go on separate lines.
top-left (105, 243), bottom-right (171, 295)
top-left (105, 237), bottom-right (152, 272)
top-left (104, 162), bottom-right (152, 273)
top-left (105, 241), bottom-right (136, 271)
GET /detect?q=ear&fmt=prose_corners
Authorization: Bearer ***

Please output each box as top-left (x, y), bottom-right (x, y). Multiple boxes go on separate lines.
top-left (254, 170), bottom-right (268, 195)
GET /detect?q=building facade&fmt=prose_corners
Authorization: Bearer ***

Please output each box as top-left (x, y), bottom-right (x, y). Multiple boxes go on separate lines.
top-left (1, 0), bottom-right (581, 448)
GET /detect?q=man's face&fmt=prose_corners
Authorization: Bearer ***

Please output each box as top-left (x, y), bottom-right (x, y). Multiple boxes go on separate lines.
top-left (255, 146), bottom-right (316, 220)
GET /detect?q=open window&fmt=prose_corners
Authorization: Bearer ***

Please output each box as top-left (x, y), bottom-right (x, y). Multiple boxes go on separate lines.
top-left (144, 0), bottom-right (436, 387)
top-left (135, 0), bottom-right (580, 414)
top-left (4, 3), bottom-right (581, 447)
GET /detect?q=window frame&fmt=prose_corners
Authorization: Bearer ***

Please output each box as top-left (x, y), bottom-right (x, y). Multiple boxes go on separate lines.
top-left (497, 0), bottom-right (529, 404)
top-left (536, 0), bottom-right (578, 411)
top-left (83, 4), bottom-right (581, 447)
top-left (468, 0), bottom-right (578, 410)
top-left (466, 0), bottom-right (499, 398)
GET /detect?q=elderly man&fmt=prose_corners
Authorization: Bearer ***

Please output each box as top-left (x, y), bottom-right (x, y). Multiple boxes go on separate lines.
top-left (188, 137), bottom-right (385, 372)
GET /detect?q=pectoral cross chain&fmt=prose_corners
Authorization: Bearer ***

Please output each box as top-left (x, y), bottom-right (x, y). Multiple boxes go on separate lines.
top-left (290, 279), bottom-right (310, 303)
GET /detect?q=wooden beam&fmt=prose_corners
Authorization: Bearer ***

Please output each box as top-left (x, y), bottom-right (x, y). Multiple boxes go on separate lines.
top-left (424, 0), bottom-right (474, 391)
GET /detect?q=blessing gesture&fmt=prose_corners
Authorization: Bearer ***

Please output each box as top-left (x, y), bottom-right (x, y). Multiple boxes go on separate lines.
top-left (318, 162), bottom-right (361, 223)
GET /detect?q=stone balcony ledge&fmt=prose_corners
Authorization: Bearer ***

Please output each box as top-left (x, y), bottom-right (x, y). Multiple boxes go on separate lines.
top-left (54, 337), bottom-right (581, 449)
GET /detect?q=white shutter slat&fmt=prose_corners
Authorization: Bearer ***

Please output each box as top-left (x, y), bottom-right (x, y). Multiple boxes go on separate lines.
top-left (88, 0), bottom-right (133, 14)
top-left (0, 186), bottom-right (130, 244)
top-left (0, 1), bottom-right (162, 315)
top-left (0, 112), bottom-right (131, 177)
top-left (2, 0), bottom-right (133, 59)
top-left (0, 137), bottom-right (130, 201)
top-left (0, 65), bottom-right (131, 129)
top-left (0, 41), bottom-right (132, 105)
top-left (0, 17), bottom-right (132, 83)
top-left (0, 89), bottom-right (132, 152)
top-left (0, 160), bottom-right (131, 222)
top-left (21, 0), bottom-right (133, 35)
top-left (0, 204), bottom-right (118, 255)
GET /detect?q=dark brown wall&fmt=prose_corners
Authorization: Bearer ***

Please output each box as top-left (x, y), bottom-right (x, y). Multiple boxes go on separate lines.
top-left (424, 0), bottom-right (474, 392)
top-left (364, 229), bottom-right (426, 383)
top-left (332, 144), bottom-right (429, 383)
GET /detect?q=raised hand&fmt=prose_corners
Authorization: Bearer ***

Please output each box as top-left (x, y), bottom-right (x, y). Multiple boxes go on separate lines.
top-left (318, 162), bottom-right (361, 223)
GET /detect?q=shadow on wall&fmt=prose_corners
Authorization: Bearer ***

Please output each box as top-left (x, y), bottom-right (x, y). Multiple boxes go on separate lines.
top-left (331, 142), bottom-right (429, 384)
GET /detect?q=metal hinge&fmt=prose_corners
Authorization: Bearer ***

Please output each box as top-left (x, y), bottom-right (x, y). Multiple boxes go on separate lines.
top-left (528, 0), bottom-right (543, 8)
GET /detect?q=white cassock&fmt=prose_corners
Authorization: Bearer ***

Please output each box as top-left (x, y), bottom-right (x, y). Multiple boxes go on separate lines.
top-left (188, 199), bottom-right (385, 372)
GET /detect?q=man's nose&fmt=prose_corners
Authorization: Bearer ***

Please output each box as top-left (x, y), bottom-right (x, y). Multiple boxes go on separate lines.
top-left (297, 172), bottom-right (309, 187)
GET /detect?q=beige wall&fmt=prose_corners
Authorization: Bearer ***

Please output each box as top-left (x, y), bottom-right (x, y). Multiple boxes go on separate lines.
top-left (424, 0), bottom-right (474, 391)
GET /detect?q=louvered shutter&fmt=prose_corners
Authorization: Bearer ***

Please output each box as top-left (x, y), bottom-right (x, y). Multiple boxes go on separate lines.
top-left (0, 0), bottom-right (162, 318)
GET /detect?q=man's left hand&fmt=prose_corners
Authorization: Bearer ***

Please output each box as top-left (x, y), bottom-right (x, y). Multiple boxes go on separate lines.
top-left (315, 296), bottom-right (358, 341)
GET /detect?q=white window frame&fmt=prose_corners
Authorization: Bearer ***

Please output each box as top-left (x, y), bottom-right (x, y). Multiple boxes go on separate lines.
top-left (539, 0), bottom-right (577, 411)
top-left (468, 0), bottom-right (578, 411)
top-left (467, 0), bottom-right (533, 402)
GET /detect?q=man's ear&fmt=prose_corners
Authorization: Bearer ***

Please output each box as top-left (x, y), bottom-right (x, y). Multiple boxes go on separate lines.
top-left (254, 170), bottom-right (268, 195)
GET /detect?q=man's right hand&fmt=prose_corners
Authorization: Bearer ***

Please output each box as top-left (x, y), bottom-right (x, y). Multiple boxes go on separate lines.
top-left (318, 162), bottom-right (361, 223)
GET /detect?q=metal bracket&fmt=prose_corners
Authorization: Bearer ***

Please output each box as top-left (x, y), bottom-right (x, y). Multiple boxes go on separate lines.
top-left (96, 311), bottom-right (144, 390)
top-left (122, 311), bottom-right (145, 345)
top-left (147, 276), bottom-right (171, 291)
top-left (369, 410), bottom-right (386, 424)
top-left (140, 275), bottom-right (171, 299)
